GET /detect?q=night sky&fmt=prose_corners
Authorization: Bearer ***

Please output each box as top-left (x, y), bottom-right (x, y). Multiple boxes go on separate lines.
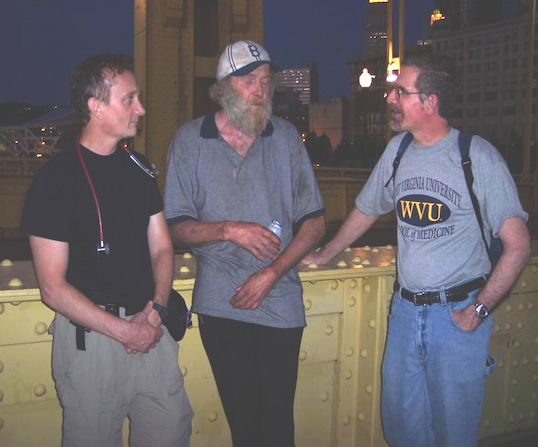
top-left (0, 0), bottom-right (434, 105)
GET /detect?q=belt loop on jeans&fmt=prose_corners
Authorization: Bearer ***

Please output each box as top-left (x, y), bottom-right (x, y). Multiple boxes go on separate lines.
top-left (439, 287), bottom-right (447, 306)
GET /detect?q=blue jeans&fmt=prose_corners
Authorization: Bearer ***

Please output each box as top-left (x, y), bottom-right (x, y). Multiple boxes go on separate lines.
top-left (381, 281), bottom-right (495, 447)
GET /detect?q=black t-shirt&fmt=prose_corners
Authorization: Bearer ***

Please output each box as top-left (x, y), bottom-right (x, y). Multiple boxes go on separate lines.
top-left (20, 144), bottom-right (163, 310)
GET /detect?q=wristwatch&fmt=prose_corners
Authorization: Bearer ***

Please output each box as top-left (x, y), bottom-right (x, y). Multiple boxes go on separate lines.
top-left (472, 299), bottom-right (489, 321)
top-left (152, 302), bottom-right (169, 322)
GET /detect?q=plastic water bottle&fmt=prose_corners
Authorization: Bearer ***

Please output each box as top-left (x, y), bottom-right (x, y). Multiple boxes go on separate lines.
top-left (267, 220), bottom-right (282, 238)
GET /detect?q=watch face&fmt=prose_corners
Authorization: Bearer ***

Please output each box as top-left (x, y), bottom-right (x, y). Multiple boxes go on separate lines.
top-left (476, 303), bottom-right (489, 319)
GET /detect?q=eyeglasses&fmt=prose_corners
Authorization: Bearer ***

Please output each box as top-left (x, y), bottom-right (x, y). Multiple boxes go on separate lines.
top-left (392, 86), bottom-right (424, 100)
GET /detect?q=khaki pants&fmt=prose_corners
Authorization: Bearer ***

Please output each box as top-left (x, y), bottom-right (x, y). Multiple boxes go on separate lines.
top-left (50, 311), bottom-right (193, 447)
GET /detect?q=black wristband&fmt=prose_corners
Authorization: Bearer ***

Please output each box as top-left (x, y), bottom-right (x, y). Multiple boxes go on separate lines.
top-left (152, 302), bottom-right (170, 322)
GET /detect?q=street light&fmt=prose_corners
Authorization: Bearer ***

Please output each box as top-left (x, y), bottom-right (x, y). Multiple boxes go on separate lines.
top-left (359, 68), bottom-right (374, 88)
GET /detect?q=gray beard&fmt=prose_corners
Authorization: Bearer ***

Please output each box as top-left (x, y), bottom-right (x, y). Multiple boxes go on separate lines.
top-left (220, 91), bottom-right (273, 137)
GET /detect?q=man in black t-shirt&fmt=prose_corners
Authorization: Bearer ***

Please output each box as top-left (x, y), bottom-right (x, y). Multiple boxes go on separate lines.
top-left (20, 54), bottom-right (192, 447)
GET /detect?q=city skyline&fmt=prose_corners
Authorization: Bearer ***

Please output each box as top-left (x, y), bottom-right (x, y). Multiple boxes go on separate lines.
top-left (0, 0), bottom-right (434, 106)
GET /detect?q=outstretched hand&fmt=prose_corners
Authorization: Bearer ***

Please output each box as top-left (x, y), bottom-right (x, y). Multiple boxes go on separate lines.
top-left (301, 248), bottom-right (331, 266)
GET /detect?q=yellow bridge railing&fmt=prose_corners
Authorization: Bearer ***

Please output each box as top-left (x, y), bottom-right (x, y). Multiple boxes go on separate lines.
top-left (1, 241), bottom-right (537, 446)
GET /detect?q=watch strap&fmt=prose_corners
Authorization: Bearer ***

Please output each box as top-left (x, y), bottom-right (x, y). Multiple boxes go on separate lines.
top-left (152, 302), bottom-right (169, 322)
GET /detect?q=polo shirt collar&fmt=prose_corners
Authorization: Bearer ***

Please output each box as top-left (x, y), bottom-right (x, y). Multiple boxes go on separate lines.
top-left (200, 109), bottom-right (274, 139)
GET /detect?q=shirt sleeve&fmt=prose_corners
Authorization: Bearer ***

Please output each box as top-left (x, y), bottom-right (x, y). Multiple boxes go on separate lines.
top-left (20, 164), bottom-right (70, 242)
top-left (356, 136), bottom-right (401, 216)
top-left (164, 127), bottom-right (200, 225)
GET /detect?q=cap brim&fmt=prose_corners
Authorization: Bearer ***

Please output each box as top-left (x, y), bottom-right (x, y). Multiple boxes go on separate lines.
top-left (230, 61), bottom-right (283, 77)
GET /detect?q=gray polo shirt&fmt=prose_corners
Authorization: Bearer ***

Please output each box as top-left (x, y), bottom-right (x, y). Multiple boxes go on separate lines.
top-left (164, 111), bottom-right (325, 328)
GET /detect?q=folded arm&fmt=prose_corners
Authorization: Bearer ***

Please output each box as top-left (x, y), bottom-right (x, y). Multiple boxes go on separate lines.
top-left (230, 215), bottom-right (326, 309)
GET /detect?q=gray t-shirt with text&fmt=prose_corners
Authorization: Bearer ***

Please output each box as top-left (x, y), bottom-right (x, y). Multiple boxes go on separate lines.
top-left (357, 128), bottom-right (528, 291)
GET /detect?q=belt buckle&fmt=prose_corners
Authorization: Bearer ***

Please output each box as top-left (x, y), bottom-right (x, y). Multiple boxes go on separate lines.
top-left (413, 291), bottom-right (427, 306)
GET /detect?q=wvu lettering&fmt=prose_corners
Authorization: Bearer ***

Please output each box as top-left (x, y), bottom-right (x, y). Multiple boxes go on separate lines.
top-left (397, 194), bottom-right (451, 227)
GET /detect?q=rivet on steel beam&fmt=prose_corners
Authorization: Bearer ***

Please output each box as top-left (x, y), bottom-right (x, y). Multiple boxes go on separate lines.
top-left (343, 416), bottom-right (351, 425)
top-left (353, 257), bottom-right (362, 264)
top-left (505, 323), bottom-right (512, 331)
top-left (372, 248), bottom-right (379, 253)
top-left (517, 322), bottom-right (524, 330)
top-left (0, 361), bottom-right (3, 373)
top-left (34, 384), bottom-right (47, 397)
top-left (348, 296), bottom-right (357, 307)
top-left (304, 300), bottom-right (312, 311)
top-left (330, 280), bottom-right (339, 290)
top-left (519, 280), bottom-right (527, 289)
top-left (360, 349), bottom-right (368, 358)
top-left (325, 325), bottom-right (334, 336)
top-left (299, 350), bottom-right (307, 361)
top-left (510, 397), bottom-right (517, 405)
top-left (512, 359), bottom-right (520, 367)
top-left (528, 302), bottom-right (535, 310)
top-left (518, 303), bottom-right (525, 311)
top-left (0, 304), bottom-right (4, 314)
top-left (522, 357), bottom-right (529, 365)
top-left (349, 279), bottom-right (358, 289)
top-left (181, 366), bottom-right (187, 377)
top-left (9, 278), bottom-right (22, 287)
top-left (1, 259), bottom-right (13, 266)
top-left (320, 392), bottom-right (329, 402)
top-left (494, 324), bottom-right (501, 333)
top-left (35, 322), bottom-right (48, 335)
top-left (363, 284), bottom-right (371, 294)
top-left (357, 412), bottom-right (365, 421)
top-left (208, 411), bottom-right (218, 422)
top-left (513, 340), bottom-right (521, 349)
top-left (363, 246), bottom-right (371, 251)
top-left (337, 261), bottom-right (347, 268)
top-left (345, 371), bottom-right (353, 380)
top-left (365, 384), bottom-right (373, 394)
top-left (505, 304), bottom-right (512, 312)
top-left (182, 252), bottom-right (192, 259)
top-left (179, 266), bottom-right (190, 273)
top-left (368, 319), bottom-right (376, 329)
top-left (498, 360), bottom-right (505, 368)
top-left (512, 378), bottom-right (518, 386)
top-left (346, 348), bottom-right (354, 357)
top-left (518, 413), bottom-right (525, 421)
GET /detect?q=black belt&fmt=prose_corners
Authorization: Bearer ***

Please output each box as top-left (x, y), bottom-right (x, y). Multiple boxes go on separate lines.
top-left (72, 303), bottom-right (127, 351)
top-left (395, 277), bottom-right (487, 306)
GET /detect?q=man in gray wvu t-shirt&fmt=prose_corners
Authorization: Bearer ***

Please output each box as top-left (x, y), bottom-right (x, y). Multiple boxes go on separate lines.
top-left (302, 53), bottom-right (530, 447)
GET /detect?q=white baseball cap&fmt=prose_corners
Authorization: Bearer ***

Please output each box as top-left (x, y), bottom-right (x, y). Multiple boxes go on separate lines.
top-left (216, 40), bottom-right (282, 81)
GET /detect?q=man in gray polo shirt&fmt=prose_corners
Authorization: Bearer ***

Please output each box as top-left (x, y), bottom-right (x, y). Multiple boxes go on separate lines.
top-left (164, 40), bottom-right (325, 447)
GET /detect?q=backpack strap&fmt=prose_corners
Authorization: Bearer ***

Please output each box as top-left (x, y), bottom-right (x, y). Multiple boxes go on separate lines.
top-left (459, 132), bottom-right (492, 259)
top-left (385, 132), bottom-right (413, 187)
